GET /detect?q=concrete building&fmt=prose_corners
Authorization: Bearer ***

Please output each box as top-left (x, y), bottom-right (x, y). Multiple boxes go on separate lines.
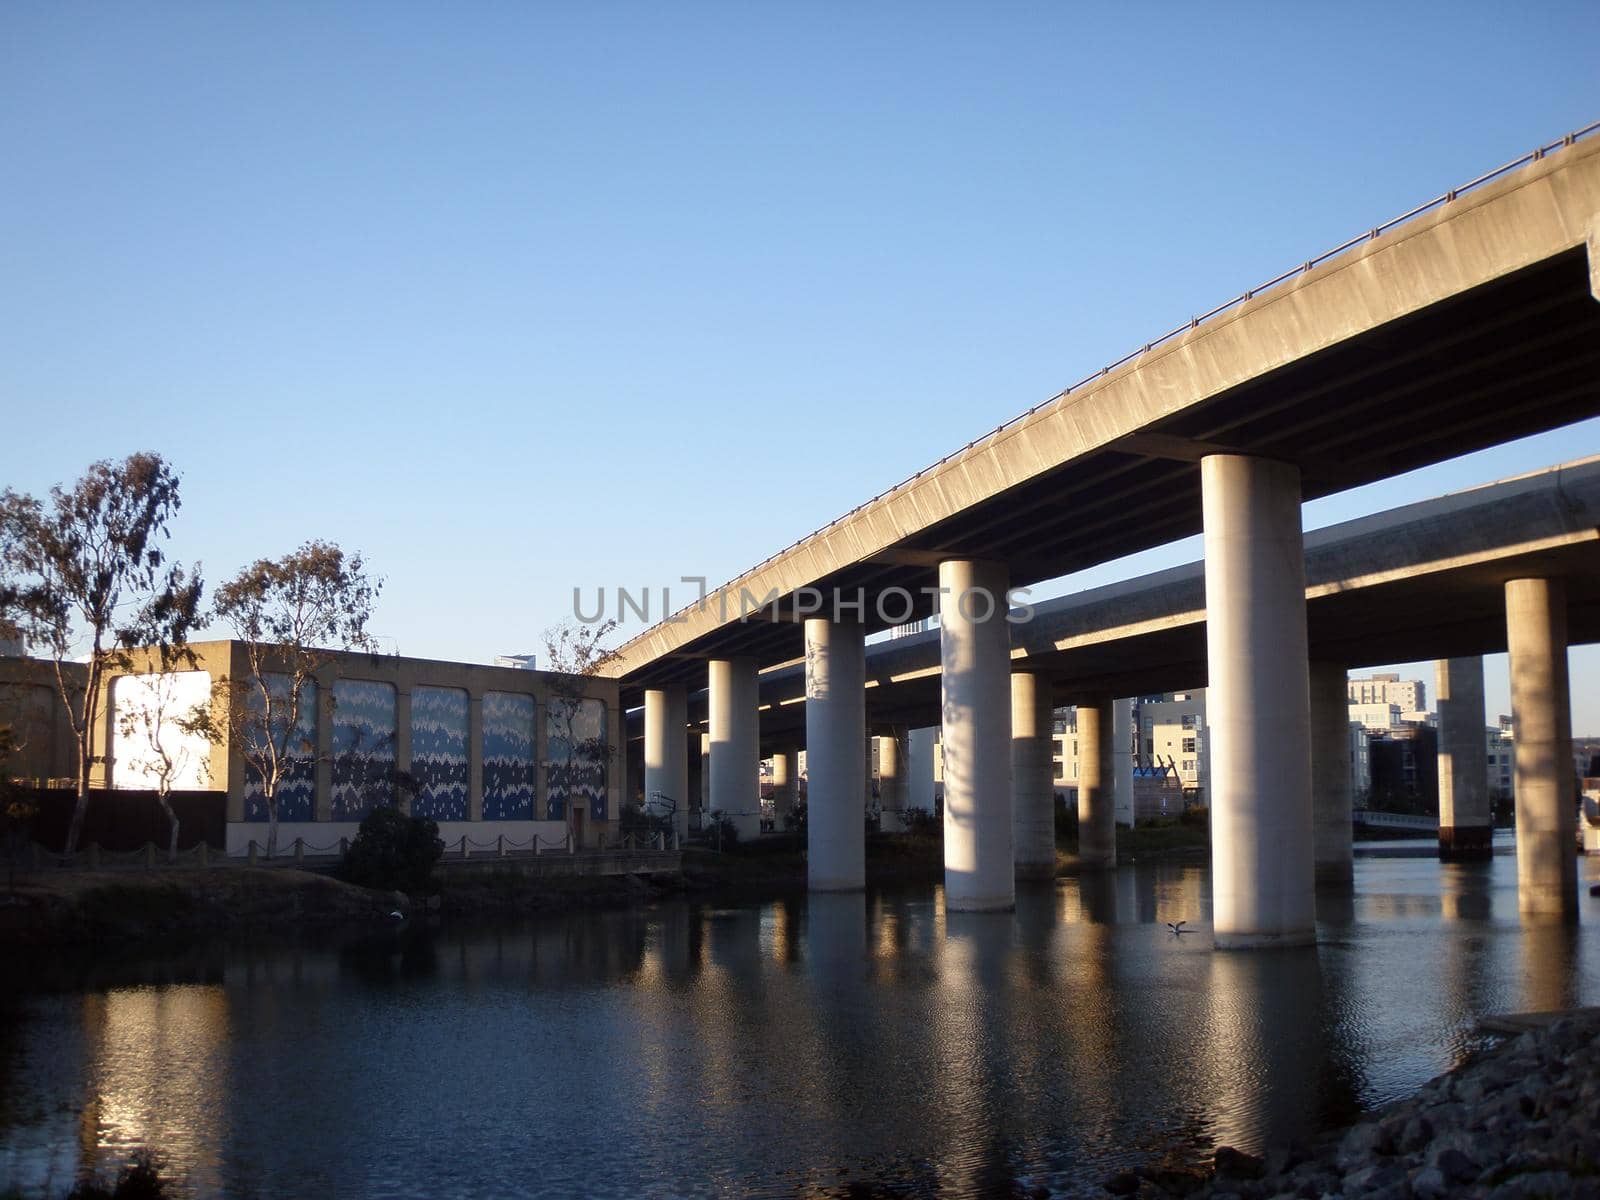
top-left (1348, 672), bottom-right (1427, 713)
top-left (6, 641), bottom-right (622, 856)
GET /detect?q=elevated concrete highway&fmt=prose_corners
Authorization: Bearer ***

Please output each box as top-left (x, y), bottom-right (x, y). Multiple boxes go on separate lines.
top-left (719, 456), bottom-right (1600, 740)
top-left (609, 130), bottom-right (1600, 688)
top-left (616, 126), bottom-right (1600, 941)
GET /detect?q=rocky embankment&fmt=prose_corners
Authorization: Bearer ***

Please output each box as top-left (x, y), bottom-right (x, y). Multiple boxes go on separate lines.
top-left (1105, 1011), bottom-right (1600, 1199)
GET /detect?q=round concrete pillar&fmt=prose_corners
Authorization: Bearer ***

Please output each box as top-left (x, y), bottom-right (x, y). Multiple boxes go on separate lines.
top-left (1309, 662), bottom-right (1353, 884)
top-left (1011, 672), bottom-right (1056, 880)
top-left (878, 727), bottom-right (910, 832)
top-left (644, 685), bottom-right (690, 842)
top-left (698, 731), bottom-right (711, 826)
top-left (771, 748), bottom-right (799, 828)
top-left (805, 617), bottom-right (866, 891)
top-left (938, 559), bottom-right (1014, 912)
top-left (1505, 578), bottom-right (1577, 921)
top-left (908, 727), bottom-right (936, 813)
top-left (1076, 698), bottom-right (1116, 868)
top-left (709, 658), bottom-right (761, 841)
top-left (1201, 454), bottom-right (1315, 949)
top-left (1436, 656), bottom-right (1492, 860)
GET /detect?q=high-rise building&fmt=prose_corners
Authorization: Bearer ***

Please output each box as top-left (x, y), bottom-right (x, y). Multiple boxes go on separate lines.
top-left (1347, 672), bottom-right (1426, 713)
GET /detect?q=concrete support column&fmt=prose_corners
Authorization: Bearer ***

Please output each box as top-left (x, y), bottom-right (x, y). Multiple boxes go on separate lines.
top-left (1437, 656), bottom-right (1493, 860)
top-left (805, 617), bottom-right (866, 891)
top-left (1113, 699), bottom-right (1135, 826)
top-left (939, 559), bottom-right (1014, 912)
top-left (644, 685), bottom-right (690, 842)
top-left (1202, 454), bottom-right (1315, 948)
top-left (1506, 578), bottom-right (1577, 920)
top-left (1011, 672), bottom-right (1056, 879)
top-left (698, 731), bottom-right (711, 827)
top-left (879, 727), bottom-right (910, 832)
top-left (1076, 698), bottom-right (1116, 868)
top-left (771, 748), bottom-right (799, 828)
top-left (1309, 662), bottom-right (1353, 883)
top-left (908, 728), bottom-right (936, 813)
top-left (709, 658), bottom-right (761, 841)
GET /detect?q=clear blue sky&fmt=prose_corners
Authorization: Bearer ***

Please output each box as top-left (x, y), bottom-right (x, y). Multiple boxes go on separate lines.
top-left (2, 4), bottom-right (1597, 728)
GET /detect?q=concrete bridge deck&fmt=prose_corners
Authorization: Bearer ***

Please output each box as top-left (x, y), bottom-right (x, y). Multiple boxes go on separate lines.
top-left (610, 129), bottom-right (1600, 690)
top-left (628, 455), bottom-right (1600, 745)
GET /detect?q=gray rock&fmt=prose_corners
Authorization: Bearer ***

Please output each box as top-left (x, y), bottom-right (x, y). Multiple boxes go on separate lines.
top-left (1340, 1162), bottom-right (1404, 1194)
top-left (1396, 1115), bottom-right (1432, 1154)
top-left (1409, 1166), bottom-right (1448, 1199)
top-left (1432, 1147), bottom-right (1477, 1185)
top-left (1336, 1122), bottom-right (1387, 1169)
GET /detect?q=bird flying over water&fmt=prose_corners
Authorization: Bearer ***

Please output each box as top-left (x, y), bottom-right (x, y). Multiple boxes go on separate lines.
top-left (1166, 920), bottom-right (1189, 935)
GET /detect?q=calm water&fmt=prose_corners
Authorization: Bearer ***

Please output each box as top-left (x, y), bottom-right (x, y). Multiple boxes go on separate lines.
top-left (4, 840), bottom-right (1600, 1199)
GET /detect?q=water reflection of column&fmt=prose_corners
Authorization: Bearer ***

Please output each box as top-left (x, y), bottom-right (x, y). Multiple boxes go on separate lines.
top-left (940, 911), bottom-right (1026, 1195)
top-left (75, 986), bottom-right (231, 1193)
top-left (1201, 949), bottom-right (1330, 1153)
top-left (1520, 922), bottom-right (1581, 1014)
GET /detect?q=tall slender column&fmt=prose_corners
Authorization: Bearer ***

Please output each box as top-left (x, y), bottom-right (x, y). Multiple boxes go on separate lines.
top-left (697, 730), bottom-right (711, 828)
top-left (771, 748), bottom-right (799, 828)
top-left (1011, 672), bottom-right (1056, 879)
top-left (1202, 454), bottom-right (1314, 949)
top-left (1436, 656), bottom-right (1492, 861)
top-left (1506, 578), bottom-right (1577, 920)
top-left (939, 559), bottom-right (1014, 912)
top-left (1076, 698), bottom-right (1116, 868)
top-left (806, 617), bottom-right (866, 891)
top-left (1309, 662), bottom-right (1353, 883)
top-left (1113, 699), bottom-right (1135, 826)
top-left (879, 727), bottom-right (910, 832)
top-left (644, 685), bottom-right (690, 842)
top-left (709, 658), bottom-right (761, 841)
top-left (908, 728), bottom-right (936, 813)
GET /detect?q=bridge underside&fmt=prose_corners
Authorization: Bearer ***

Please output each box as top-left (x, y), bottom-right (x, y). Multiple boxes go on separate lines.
top-left (621, 247), bottom-right (1600, 693)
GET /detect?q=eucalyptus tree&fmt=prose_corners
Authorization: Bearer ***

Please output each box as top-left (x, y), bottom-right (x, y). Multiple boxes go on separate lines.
top-left (199, 541), bottom-right (381, 857)
top-left (0, 453), bottom-right (202, 858)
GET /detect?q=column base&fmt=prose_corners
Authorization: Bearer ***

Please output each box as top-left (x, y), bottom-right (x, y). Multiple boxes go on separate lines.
top-left (945, 892), bottom-right (1017, 913)
top-left (1214, 928), bottom-right (1317, 951)
top-left (1314, 861), bottom-right (1354, 884)
top-left (1014, 861), bottom-right (1057, 881)
top-left (808, 878), bottom-right (866, 894)
top-left (1438, 825), bottom-right (1494, 860)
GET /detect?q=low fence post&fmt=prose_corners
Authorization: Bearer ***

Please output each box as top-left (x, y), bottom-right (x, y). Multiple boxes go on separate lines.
top-left (144, 842), bottom-right (155, 870)
top-left (294, 838), bottom-right (304, 865)
top-left (88, 843), bottom-right (100, 870)
top-left (338, 836), bottom-right (348, 857)
top-left (199, 842), bottom-right (209, 868)
top-left (460, 835), bottom-right (469, 859)
top-left (533, 837), bottom-right (541, 857)
top-left (248, 840), bottom-right (258, 866)
top-left (497, 835), bottom-right (505, 858)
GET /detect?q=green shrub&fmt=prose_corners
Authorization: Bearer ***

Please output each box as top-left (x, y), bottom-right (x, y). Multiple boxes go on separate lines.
top-left (342, 806), bottom-right (443, 892)
top-left (782, 800), bottom-right (807, 836)
top-left (901, 805), bottom-right (940, 836)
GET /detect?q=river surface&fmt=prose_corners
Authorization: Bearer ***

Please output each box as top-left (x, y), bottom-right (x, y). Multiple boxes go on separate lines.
top-left (4, 838), bottom-right (1600, 1198)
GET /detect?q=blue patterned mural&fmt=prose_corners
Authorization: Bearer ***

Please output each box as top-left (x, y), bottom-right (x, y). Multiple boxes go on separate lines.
top-left (547, 697), bottom-right (607, 822)
top-left (411, 686), bottom-right (468, 821)
top-left (243, 674), bottom-right (317, 823)
top-left (482, 691), bottom-right (535, 821)
top-left (331, 679), bottom-right (397, 821)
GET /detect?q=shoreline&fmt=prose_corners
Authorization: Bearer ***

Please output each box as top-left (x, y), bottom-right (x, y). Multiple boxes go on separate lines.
top-left (1105, 1010), bottom-right (1600, 1199)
